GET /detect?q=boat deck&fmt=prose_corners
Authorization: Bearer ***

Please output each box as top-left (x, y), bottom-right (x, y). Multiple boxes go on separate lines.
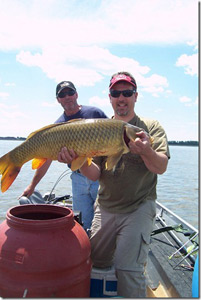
top-left (146, 202), bottom-right (197, 298)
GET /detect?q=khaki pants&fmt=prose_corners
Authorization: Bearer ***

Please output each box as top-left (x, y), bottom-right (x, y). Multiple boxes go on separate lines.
top-left (90, 200), bottom-right (156, 298)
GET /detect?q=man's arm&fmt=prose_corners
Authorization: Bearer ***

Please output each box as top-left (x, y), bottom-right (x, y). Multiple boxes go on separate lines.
top-left (140, 148), bottom-right (168, 174)
top-left (79, 161), bottom-right (101, 181)
top-left (19, 159), bottom-right (52, 198)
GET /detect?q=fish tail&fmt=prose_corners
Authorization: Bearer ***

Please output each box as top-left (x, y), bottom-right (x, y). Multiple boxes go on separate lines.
top-left (0, 153), bottom-right (21, 192)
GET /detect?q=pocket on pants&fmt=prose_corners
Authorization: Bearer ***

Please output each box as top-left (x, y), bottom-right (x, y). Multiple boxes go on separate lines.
top-left (137, 232), bottom-right (151, 264)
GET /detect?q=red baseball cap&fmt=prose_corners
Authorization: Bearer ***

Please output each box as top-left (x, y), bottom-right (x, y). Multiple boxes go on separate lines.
top-left (109, 74), bottom-right (137, 89)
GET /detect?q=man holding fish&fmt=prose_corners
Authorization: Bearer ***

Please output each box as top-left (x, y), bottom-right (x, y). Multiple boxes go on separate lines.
top-left (20, 80), bottom-right (107, 230)
top-left (58, 71), bottom-right (170, 298)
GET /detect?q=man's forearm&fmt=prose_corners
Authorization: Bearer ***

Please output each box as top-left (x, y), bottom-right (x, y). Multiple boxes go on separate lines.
top-left (141, 149), bottom-right (168, 174)
top-left (80, 161), bottom-right (101, 181)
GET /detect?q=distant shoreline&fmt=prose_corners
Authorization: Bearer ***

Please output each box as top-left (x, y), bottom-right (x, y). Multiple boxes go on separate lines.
top-left (168, 141), bottom-right (199, 146)
top-left (0, 137), bottom-right (199, 146)
top-left (0, 137), bottom-right (26, 141)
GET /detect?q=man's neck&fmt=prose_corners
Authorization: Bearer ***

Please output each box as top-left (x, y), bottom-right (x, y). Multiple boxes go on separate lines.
top-left (64, 105), bottom-right (81, 116)
top-left (114, 112), bottom-right (135, 122)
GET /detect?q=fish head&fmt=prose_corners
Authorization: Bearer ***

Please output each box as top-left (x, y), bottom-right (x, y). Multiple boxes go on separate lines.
top-left (124, 123), bottom-right (153, 145)
top-left (125, 123), bottom-right (143, 142)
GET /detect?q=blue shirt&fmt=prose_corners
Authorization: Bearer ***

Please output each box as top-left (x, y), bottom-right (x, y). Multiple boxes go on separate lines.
top-left (55, 105), bottom-right (108, 123)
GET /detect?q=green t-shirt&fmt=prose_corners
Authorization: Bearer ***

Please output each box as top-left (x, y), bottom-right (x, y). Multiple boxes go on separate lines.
top-left (94, 115), bottom-right (170, 213)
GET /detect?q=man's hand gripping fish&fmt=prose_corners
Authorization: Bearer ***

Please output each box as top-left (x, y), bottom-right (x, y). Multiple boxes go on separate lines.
top-left (0, 119), bottom-right (153, 192)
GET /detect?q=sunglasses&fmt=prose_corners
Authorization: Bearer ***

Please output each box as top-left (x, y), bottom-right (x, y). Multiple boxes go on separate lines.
top-left (110, 89), bottom-right (136, 98)
top-left (58, 90), bottom-right (76, 98)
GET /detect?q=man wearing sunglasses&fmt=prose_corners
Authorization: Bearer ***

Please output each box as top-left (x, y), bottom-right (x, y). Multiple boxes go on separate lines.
top-left (58, 71), bottom-right (170, 297)
top-left (20, 80), bottom-right (107, 231)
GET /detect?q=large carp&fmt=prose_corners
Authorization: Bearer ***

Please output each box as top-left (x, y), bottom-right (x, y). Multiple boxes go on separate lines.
top-left (0, 118), bottom-right (152, 192)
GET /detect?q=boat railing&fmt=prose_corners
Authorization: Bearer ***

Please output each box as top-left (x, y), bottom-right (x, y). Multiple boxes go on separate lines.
top-left (155, 201), bottom-right (199, 267)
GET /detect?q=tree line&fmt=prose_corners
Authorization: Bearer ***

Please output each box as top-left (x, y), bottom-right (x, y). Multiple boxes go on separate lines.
top-left (168, 141), bottom-right (198, 146)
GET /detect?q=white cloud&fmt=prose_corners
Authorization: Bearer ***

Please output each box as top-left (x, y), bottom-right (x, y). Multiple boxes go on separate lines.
top-left (101, 0), bottom-right (198, 45)
top-left (0, 92), bottom-right (9, 99)
top-left (139, 74), bottom-right (169, 97)
top-left (0, 103), bottom-right (8, 109)
top-left (0, 103), bottom-right (27, 119)
top-left (0, 0), bottom-right (198, 111)
top-left (179, 96), bottom-right (198, 107)
top-left (41, 101), bottom-right (58, 108)
top-left (187, 40), bottom-right (198, 51)
top-left (16, 46), bottom-right (169, 97)
top-left (176, 53), bottom-right (198, 76)
top-left (0, 0), bottom-right (198, 50)
top-left (89, 96), bottom-right (110, 107)
top-left (16, 46), bottom-right (150, 85)
top-left (179, 96), bottom-right (192, 103)
top-left (4, 82), bottom-right (16, 87)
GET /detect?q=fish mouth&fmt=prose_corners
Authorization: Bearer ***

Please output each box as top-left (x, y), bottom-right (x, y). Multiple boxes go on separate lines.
top-left (124, 129), bottom-right (130, 147)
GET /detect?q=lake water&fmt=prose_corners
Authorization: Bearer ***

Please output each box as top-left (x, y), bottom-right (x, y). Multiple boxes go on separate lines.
top-left (0, 141), bottom-right (199, 229)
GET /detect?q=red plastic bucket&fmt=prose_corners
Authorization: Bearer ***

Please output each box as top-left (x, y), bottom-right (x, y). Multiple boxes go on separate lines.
top-left (0, 204), bottom-right (91, 298)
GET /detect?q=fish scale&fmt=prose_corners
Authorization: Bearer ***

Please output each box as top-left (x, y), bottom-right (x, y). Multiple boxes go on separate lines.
top-left (0, 118), bottom-right (149, 192)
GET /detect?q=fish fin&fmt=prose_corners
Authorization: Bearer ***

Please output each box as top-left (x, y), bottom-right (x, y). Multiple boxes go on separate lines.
top-left (106, 151), bottom-right (124, 170)
top-left (32, 158), bottom-right (47, 170)
top-left (87, 157), bottom-right (93, 166)
top-left (150, 136), bottom-right (154, 145)
top-left (71, 157), bottom-right (87, 171)
top-left (27, 119), bottom-right (85, 140)
top-left (27, 123), bottom-right (69, 140)
top-left (0, 153), bottom-right (21, 192)
top-left (71, 157), bottom-right (92, 171)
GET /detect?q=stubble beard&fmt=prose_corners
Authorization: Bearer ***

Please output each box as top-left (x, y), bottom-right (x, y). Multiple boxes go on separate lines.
top-left (116, 109), bottom-right (128, 116)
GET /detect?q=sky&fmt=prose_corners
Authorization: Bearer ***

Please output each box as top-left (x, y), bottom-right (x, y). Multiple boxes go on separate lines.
top-left (0, 0), bottom-right (199, 141)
